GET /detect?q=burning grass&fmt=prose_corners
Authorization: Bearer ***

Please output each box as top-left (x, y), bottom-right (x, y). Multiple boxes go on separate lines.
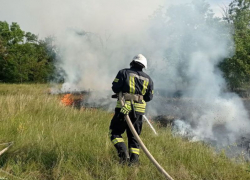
top-left (60, 93), bottom-right (84, 108)
top-left (61, 94), bottom-right (74, 106)
top-left (0, 84), bottom-right (250, 180)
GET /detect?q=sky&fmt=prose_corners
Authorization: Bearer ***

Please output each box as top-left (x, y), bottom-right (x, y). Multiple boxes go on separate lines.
top-left (210, 0), bottom-right (232, 17)
top-left (0, 0), bottom-right (233, 37)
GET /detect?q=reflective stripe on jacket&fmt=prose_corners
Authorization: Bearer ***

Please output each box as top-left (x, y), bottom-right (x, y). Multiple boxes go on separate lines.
top-left (112, 67), bottom-right (154, 114)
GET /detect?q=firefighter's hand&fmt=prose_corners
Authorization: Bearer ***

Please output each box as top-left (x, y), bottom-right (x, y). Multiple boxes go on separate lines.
top-left (120, 104), bottom-right (131, 115)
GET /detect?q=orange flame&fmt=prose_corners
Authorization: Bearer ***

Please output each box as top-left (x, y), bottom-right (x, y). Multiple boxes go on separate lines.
top-left (61, 94), bottom-right (74, 106)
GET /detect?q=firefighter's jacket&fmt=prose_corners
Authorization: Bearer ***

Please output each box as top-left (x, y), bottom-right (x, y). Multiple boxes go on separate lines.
top-left (112, 67), bottom-right (154, 115)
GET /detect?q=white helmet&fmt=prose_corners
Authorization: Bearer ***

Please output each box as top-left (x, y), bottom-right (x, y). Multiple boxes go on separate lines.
top-left (132, 54), bottom-right (147, 69)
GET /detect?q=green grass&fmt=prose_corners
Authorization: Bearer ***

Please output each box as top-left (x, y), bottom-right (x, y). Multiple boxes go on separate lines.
top-left (0, 84), bottom-right (249, 179)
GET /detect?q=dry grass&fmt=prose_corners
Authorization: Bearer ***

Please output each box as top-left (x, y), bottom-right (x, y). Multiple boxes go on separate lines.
top-left (0, 83), bottom-right (249, 180)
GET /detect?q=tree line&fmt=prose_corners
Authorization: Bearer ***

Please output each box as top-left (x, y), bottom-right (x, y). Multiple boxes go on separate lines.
top-left (0, 21), bottom-right (56, 83)
top-left (0, 0), bottom-right (250, 91)
top-left (219, 0), bottom-right (250, 90)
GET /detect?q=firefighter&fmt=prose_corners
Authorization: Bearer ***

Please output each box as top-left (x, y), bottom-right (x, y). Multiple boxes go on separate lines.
top-left (109, 54), bottom-right (154, 165)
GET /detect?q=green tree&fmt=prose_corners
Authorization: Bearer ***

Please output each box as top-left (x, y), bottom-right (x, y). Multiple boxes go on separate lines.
top-left (0, 21), bottom-right (56, 83)
top-left (220, 0), bottom-right (250, 90)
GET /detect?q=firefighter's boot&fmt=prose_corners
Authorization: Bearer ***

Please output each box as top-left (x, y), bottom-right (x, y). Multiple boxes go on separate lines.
top-left (129, 148), bottom-right (140, 166)
top-left (114, 142), bottom-right (129, 164)
top-left (129, 153), bottom-right (140, 166)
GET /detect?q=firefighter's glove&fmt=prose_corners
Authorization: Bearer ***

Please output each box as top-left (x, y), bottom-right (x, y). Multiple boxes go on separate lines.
top-left (120, 104), bottom-right (131, 115)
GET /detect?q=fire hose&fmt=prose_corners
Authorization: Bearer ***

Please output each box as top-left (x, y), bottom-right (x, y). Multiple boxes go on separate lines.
top-left (118, 92), bottom-right (174, 180)
top-left (0, 142), bottom-right (13, 157)
top-left (143, 115), bottom-right (158, 135)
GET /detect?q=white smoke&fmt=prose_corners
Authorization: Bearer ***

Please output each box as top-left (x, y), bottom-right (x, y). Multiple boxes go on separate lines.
top-left (1, 0), bottom-right (250, 147)
top-left (147, 0), bottom-right (250, 146)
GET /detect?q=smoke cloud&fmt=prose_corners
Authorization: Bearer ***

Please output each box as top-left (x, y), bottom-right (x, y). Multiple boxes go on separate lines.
top-left (148, 1), bottom-right (250, 147)
top-left (1, 0), bottom-right (250, 148)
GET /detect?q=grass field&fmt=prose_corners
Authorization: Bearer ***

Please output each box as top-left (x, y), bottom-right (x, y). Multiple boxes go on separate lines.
top-left (0, 84), bottom-right (250, 180)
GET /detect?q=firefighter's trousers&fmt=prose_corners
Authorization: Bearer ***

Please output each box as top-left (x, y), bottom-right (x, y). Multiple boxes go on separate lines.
top-left (109, 109), bottom-right (143, 164)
